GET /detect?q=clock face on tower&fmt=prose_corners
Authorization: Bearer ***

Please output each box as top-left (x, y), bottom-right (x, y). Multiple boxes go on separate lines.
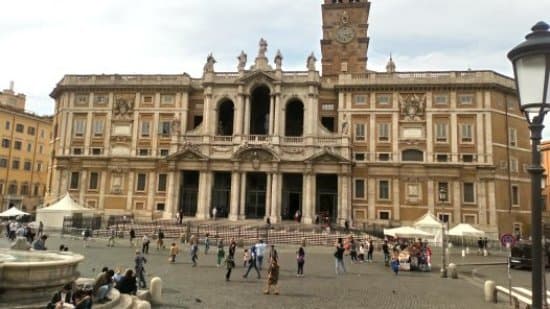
top-left (334, 25), bottom-right (355, 44)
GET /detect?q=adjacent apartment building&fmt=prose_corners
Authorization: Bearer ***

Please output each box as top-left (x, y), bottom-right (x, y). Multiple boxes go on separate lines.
top-left (46, 0), bottom-right (531, 237)
top-left (0, 82), bottom-right (52, 212)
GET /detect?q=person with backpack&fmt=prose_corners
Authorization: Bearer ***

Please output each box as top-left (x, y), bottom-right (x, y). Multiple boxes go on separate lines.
top-left (224, 241), bottom-right (236, 281)
top-left (243, 245), bottom-right (261, 279)
top-left (334, 238), bottom-right (346, 275)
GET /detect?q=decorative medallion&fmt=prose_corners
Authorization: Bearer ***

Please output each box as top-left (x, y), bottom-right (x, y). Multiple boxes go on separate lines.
top-left (399, 94), bottom-right (426, 121)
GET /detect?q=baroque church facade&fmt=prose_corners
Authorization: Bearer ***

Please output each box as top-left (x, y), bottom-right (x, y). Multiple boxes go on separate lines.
top-left (46, 0), bottom-right (531, 236)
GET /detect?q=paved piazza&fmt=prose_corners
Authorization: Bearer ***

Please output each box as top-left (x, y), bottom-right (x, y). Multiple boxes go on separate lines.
top-left (1, 236), bottom-right (508, 309)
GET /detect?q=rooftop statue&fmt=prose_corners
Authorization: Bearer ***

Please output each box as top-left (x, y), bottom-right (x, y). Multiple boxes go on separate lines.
top-left (274, 50), bottom-right (283, 69)
top-left (237, 51), bottom-right (247, 71)
top-left (203, 53), bottom-right (216, 73)
top-left (258, 38), bottom-right (268, 58)
top-left (307, 52), bottom-right (317, 71)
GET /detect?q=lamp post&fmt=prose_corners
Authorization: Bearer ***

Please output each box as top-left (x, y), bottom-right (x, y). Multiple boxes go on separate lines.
top-left (508, 21), bottom-right (550, 309)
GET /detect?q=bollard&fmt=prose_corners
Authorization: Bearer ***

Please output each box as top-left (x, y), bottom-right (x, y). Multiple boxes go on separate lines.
top-left (461, 249), bottom-right (465, 257)
top-left (484, 280), bottom-right (497, 303)
top-left (466, 247), bottom-right (470, 255)
top-left (150, 277), bottom-right (163, 304)
top-left (448, 263), bottom-right (458, 279)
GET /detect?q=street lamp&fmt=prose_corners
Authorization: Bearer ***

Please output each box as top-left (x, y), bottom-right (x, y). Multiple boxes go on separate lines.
top-left (508, 21), bottom-right (550, 309)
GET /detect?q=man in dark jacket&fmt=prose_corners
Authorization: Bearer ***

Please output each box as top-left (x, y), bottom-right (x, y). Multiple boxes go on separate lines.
top-left (115, 269), bottom-right (137, 295)
top-left (94, 269), bottom-right (114, 303)
top-left (47, 283), bottom-right (74, 309)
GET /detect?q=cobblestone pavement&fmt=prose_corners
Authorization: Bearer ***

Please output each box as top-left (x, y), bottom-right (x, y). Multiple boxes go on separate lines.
top-left (1, 236), bottom-right (508, 309)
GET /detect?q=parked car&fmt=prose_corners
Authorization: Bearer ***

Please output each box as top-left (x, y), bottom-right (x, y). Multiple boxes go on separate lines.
top-left (509, 241), bottom-right (550, 269)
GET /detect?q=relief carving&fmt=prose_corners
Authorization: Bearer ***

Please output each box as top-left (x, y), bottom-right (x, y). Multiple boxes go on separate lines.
top-left (399, 94), bottom-right (425, 121)
top-left (113, 95), bottom-right (135, 119)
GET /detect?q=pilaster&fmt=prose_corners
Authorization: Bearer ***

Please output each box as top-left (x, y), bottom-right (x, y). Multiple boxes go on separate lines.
top-left (126, 171), bottom-right (134, 211)
top-left (450, 113), bottom-right (458, 162)
top-left (392, 178), bottom-right (400, 221)
top-left (79, 170), bottom-right (87, 206)
top-left (270, 173), bottom-right (281, 223)
top-left (478, 180), bottom-right (487, 225)
top-left (165, 171), bottom-right (175, 219)
top-left (147, 171), bottom-right (156, 212)
top-left (367, 178), bottom-right (376, 220)
top-left (229, 171), bottom-right (240, 221)
top-left (98, 170), bottom-right (107, 210)
top-left (452, 181), bottom-right (461, 224)
top-left (239, 172), bottom-right (247, 219)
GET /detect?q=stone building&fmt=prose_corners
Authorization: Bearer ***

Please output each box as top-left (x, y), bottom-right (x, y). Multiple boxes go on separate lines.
top-left (46, 0), bottom-right (531, 236)
top-left (0, 82), bottom-right (52, 211)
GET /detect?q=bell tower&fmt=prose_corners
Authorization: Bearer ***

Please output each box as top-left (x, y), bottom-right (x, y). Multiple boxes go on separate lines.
top-left (320, 0), bottom-right (370, 76)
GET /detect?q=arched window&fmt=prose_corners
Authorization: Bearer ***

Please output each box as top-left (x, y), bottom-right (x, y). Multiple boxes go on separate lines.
top-left (402, 149), bottom-right (423, 162)
top-left (285, 100), bottom-right (304, 136)
top-left (217, 100), bottom-right (234, 136)
top-left (250, 86), bottom-right (270, 135)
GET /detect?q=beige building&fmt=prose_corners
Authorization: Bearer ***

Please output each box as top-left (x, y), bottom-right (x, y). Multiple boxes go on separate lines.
top-left (0, 82), bottom-right (52, 212)
top-left (46, 0), bottom-right (531, 237)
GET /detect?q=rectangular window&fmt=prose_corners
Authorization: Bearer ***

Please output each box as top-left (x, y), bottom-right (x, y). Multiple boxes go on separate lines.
top-left (436, 154), bottom-right (448, 162)
top-left (40, 129), bottom-right (44, 138)
top-left (140, 120), bottom-right (151, 137)
top-left (354, 94), bottom-right (367, 105)
top-left (20, 184), bottom-right (29, 195)
top-left (354, 179), bottom-right (365, 199)
top-left (72, 148), bottom-right (82, 155)
top-left (88, 172), bottom-right (99, 190)
top-left (75, 94), bottom-right (89, 105)
top-left (378, 180), bottom-right (390, 200)
top-left (0, 158), bottom-right (7, 168)
top-left (354, 152), bottom-right (366, 161)
top-left (15, 123), bottom-right (24, 133)
top-left (73, 118), bottom-right (86, 137)
top-left (354, 123), bottom-right (365, 141)
top-left (376, 94), bottom-right (391, 105)
top-left (91, 148), bottom-right (102, 155)
top-left (159, 121), bottom-right (171, 136)
top-left (463, 214), bottom-right (477, 224)
top-left (157, 174), bottom-right (167, 192)
top-left (462, 154), bottom-right (475, 163)
top-left (511, 185), bottom-right (519, 206)
top-left (458, 94), bottom-right (474, 105)
top-left (27, 126), bottom-right (35, 135)
top-left (23, 161), bottom-right (31, 171)
top-left (161, 94), bottom-right (174, 105)
top-left (94, 94), bottom-right (108, 105)
top-left (14, 140), bottom-right (22, 150)
top-left (39, 145), bottom-right (44, 154)
top-left (142, 95), bottom-right (154, 105)
top-left (36, 162), bottom-right (42, 172)
top-left (509, 128), bottom-right (518, 147)
top-left (463, 182), bottom-right (475, 203)
top-left (1, 139), bottom-right (9, 148)
top-left (93, 118), bottom-right (104, 136)
top-left (435, 123), bottom-right (448, 143)
top-left (510, 158), bottom-right (519, 173)
top-left (407, 183), bottom-right (420, 199)
top-left (0, 182), bottom-right (4, 194)
top-left (135, 202), bottom-right (145, 210)
top-left (138, 148), bottom-right (149, 156)
top-left (378, 153), bottom-right (391, 161)
top-left (438, 213), bottom-right (450, 223)
top-left (136, 173), bottom-right (147, 191)
top-left (379, 211), bottom-right (390, 220)
top-left (70, 172), bottom-right (79, 189)
top-left (434, 94), bottom-right (449, 105)
top-left (438, 182), bottom-right (449, 202)
top-left (156, 203), bottom-right (166, 211)
top-left (377, 123), bottom-right (390, 142)
top-left (460, 124), bottom-right (473, 143)
top-left (12, 159), bottom-right (20, 169)
top-left (5, 121), bottom-right (10, 130)
top-left (8, 183), bottom-right (17, 194)
top-left (27, 143), bottom-right (32, 152)
top-left (321, 104), bottom-right (334, 111)
top-left (160, 149), bottom-right (169, 156)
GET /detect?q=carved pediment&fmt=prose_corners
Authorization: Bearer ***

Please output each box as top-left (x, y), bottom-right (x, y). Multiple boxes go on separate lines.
top-left (305, 149), bottom-right (350, 163)
top-left (233, 146), bottom-right (279, 162)
top-left (166, 147), bottom-right (208, 161)
top-left (239, 70), bottom-right (277, 84)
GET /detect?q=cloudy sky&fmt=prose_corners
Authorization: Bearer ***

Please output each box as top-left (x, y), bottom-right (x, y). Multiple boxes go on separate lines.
top-left (1, 0), bottom-right (549, 117)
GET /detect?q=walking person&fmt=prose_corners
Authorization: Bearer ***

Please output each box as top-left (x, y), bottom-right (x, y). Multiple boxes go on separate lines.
top-left (216, 239), bottom-right (225, 267)
top-left (269, 244), bottom-right (278, 263)
top-left (477, 237), bottom-right (483, 255)
top-left (83, 227), bottom-right (91, 248)
top-left (156, 228), bottom-right (165, 250)
top-left (334, 238), bottom-right (346, 275)
top-left (107, 227), bottom-right (116, 247)
top-left (243, 245), bottom-right (261, 279)
top-left (134, 250), bottom-right (147, 288)
top-left (367, 239), bottom-right (374, 262)
top-left (169, 242), bottom-right (179, 263)
top-left (296, 246), bottom-right (305, 277)
top-left (350, 238), bottom-right (358, 263)
top-left (142, 234), bottom-right (150, 254)
top-left (263, 258), bottom-right (280, 295)
top-left (129, 228), bottom-right (136, 247)
top-left (390, 251), bottom-right (400, 275)
top-left (212, 207), bottom-right (217, 221)
top-left (225, 241), bottom-right (236, 281)
top-left (382, 240), bottom-right (390, 266)
top-left (190, 240), bottom-right (199, 267)
top-left (243, 248), bottom-right (249, 267)
top-left (204, 233), bottom-right (210, 255)
top-left (358, 242), bottom-right (365, 263)
top-left (255, 239), bottom-right (267, 270)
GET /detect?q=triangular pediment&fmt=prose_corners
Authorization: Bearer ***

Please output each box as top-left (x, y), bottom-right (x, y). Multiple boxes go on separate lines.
top-left (166, 147), bottom-right (208, 161)
top-left (305, 149), bottom-right (350, 163)
top-left (238, 70), bottom-right (277, 83)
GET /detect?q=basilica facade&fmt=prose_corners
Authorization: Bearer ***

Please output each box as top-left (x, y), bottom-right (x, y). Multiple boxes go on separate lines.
top-left (46, 0), bottom-right (531, 236)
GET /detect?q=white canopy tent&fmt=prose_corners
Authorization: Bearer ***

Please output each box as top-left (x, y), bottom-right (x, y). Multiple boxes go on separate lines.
top-left (0, 207), bottom-right (29, 217)
top-left (413, 212), bottom-right (443, 246)
top-left (384, 226), bottom-right (434, 238)
top-left (447, 223), bottom-right (485, 237)
top-left (36, 193), bottom-right (96, 230)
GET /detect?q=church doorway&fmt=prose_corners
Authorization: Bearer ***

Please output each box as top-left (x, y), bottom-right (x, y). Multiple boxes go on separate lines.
top-left (211, 172), bottom-right (231, 218)
top-left (250, 86), bottom-right (270, 135)
top-left (281, 173), bottom-right (302, 220)
top-left (316, 174), bottom-right (338, 223)
top-left (245, 172), bottom-right (267, 219)
top-left (179, 171), bottom-right (199, 216)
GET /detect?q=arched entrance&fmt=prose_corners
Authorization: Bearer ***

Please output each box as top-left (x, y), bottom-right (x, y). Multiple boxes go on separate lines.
top-left (217, 100), bottom-right (234, 135)
top-left (250, 86), bottom-right (270, 135)
top-left (285, 100), bottom-right (304, 136)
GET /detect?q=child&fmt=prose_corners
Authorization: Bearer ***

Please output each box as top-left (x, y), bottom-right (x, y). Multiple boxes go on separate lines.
top-left (169, 243), bottom-right (179, 263)
top-left (390, 253), bottom-right (400, 275)
top-left (264, 259), bottom-right (280, 295)
top-left (216, 241), bottom-right (225, 267)
top-left (243, 248), bottom-right (249, 267)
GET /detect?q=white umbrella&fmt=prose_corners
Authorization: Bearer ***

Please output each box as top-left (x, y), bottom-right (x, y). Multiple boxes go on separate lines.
top-left (0, 207), bottom-right (29, 217)
top-left (384, 226), bottom-right (434, 238)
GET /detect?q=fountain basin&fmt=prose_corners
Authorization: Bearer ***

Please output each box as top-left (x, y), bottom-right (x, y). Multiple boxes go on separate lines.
top-left (0, 248), bottom-right (84, 304)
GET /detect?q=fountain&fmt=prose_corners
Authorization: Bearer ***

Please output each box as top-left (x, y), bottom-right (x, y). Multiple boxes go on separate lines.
top-left (0, 237), bottom-right (84, 306)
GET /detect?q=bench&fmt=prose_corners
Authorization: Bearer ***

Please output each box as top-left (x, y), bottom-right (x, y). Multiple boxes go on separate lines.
top-left (495, 285), bottom-right (532, 309)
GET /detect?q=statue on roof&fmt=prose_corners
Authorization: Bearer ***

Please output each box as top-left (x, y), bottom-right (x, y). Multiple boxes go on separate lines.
top-left (258, 38), bottom-right (268, 58)
top-left (274, 50), bottom-right (283, 70)
top-left (307, 52), bottom-right (317, 71)
top-left (237, 51), bottom-right (247, 71)
top-left (203, 53), bottom-right (216, 73)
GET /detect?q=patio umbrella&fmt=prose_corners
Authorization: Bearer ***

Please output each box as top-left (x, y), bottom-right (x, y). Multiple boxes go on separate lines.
top-left (0, 207), bottom-right (29, 217)
top-left (384, 226), bottom-right (434, 238)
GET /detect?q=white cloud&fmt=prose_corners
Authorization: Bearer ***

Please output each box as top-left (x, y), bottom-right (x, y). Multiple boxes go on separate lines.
top-left (1, 0), bottom-right (549, 134)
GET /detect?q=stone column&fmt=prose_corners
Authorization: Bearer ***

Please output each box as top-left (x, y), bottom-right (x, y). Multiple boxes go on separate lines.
top-left (427, 180), bottom-right (435, 214)
top-left (487, 180), bottom-right (497, 227)
top-left (147, 171), bottom-right (156, 212)
top-left (392, 178), bottom-right (400, 221)
top-left (165, 171), bottom-right (175, 219)
top-left (126, 171), bottom-right (134, 211)
top-left (151, 113), bottom-right (159, 156)
top-left (196, 171), bottom-right (211, 219)
top-left (367, 178), bottom-right (376, 221)
top-left (426, 113), bottom-right (433, 163)
top-left (84, 113), bottom-right (93, 154)
top-left (478, 180), bottom-right (487, 225)
top-left (265, 173), bottom-right (272, 221)
top-left (302, 173), bottom-right (312, 224)
top-left (450, 114), bottom-right (458, 162)
top-left (338, 172), bottom-right (351, 225)
top-left (98, 170), bottom-right (107, 210)
top-left (269, 95), bottom-right (275, 135)
top-left (270, 173), bottom-right (281, 223)
top-left (273, 94), bottom-right (281, 138)
top-left (235, 92), bottom-right (244, 138)
top-left (64, 113), bottom-right (73, 155)
top-left (229, 171), bottom-right (240, 221)
top-left (392, 114), bottom-right (399, 160)
top-left (239, 172), bottom-right (247, 219)
top-left (244, 96), bottom-right (250, 136)
top-left (79, 170), bottom-right (87, 206)
top-left (181, 92), bottom-right (189, 134)
top-left (476, 113), bottom-right (485, 163)
top-left (103, 113), bottom-right (112, 156)
top-left (452, 181), bottom-right (461, 224)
